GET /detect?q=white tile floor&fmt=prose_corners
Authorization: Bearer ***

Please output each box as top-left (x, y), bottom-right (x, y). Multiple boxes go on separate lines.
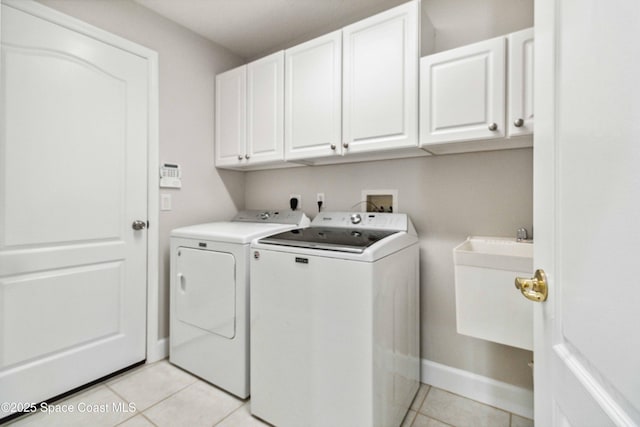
top-left (5, 360), bottom-right (533, 427)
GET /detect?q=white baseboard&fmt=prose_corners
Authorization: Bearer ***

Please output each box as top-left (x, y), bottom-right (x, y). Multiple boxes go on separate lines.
top-left (146, 337), bottom-right (169, 363)
top-left (421, 359), bottom-right (533, 419)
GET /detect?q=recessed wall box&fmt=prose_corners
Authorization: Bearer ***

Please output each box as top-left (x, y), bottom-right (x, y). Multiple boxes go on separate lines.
top-left (361, 189), bottom-right (398, 213)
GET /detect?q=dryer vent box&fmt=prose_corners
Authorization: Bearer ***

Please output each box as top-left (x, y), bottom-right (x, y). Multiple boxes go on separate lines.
top-left (362, 190), bottom-right (398, 213)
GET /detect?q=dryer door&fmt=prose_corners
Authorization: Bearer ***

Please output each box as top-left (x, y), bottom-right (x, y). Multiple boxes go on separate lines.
top-left (176, 248), bottom-right (236, 338)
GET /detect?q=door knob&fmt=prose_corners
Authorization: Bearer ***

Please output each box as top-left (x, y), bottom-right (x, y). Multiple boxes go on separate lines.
top-left (330, 144), bottom-right (336, 150)
top-left (488, 122), bottom-right (498, 131)
top-left (515, 269), bottom-right (548, 302)
top-left (237, 155), bottom-right (243, 161)
top-left (343, 142), bottom-right (349, 149)
top-left (514, 118), bottom-right (525, 127)
top-left (132, 220), bottom-right (146, 230)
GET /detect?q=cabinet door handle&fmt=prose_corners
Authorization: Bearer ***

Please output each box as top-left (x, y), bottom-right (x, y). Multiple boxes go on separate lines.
top-left (343, 142), bottom-right (349, 149)
top-left (488, 123), bottom-right (498, 131)
top-left (514, 118), bottom-right (525, 127)
top-left (245, 154), bottom-right (250, 160)
top-left (330, 144), bottom-right (336, 150)
top-left (237, 155), bottom-right (243, 161)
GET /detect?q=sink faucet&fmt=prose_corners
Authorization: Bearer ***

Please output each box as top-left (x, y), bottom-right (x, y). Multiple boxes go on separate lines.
top-left (516, 227), bottom-right (529, 242)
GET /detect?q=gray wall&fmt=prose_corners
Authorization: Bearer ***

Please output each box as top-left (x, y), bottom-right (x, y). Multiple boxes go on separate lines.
top-left (38, 0), bottom-right (535, 389)
top-left (246, 149), bottom-right (534, 389)
top-left (37, 0), bottom-right (246, 339)
top-left (423, 0), bottom-right (535, 53)
top-left (242, 0), bottom-right (535, 391)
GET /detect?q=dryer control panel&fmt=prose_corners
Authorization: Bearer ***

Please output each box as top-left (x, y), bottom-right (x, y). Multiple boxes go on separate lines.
top-left (232, 210), bottom-right (309, 225)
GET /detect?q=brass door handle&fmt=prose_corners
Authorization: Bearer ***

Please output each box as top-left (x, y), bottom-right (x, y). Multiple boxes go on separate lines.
top-left (515, 269), bottom-right (548, 302)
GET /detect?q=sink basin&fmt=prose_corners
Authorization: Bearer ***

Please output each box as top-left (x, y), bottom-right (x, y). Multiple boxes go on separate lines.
top-left (453, 236), bottom-right (533, 272)
top-left (453, 236), bottom-right (534, 350)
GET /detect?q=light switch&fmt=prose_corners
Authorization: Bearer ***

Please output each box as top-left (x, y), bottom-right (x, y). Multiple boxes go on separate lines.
top-left (161, 194), bottom-right (172, 211)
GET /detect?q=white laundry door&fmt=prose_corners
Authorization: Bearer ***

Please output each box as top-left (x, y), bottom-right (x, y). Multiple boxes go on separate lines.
top-left (533, 0), bottom-right (640, 425)
top-left (0, 2), bottom-right (148, 414)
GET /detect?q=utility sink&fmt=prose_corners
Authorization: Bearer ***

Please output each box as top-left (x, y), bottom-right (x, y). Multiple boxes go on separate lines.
top-left (453, 236), bottom-right (534, 351)
top-left (453, 236), bottom-right (533, 273)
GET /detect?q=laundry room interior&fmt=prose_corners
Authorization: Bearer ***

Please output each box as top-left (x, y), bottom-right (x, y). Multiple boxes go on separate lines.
top-left (3, 0), bottom-right (637, 426)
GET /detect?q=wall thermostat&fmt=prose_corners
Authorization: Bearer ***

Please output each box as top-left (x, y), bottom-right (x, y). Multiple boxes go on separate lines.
top-left (160, 163), bottom-right (182, 188)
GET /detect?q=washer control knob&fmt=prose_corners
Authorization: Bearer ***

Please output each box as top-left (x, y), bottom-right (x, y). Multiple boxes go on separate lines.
top-left (260, 212), bottom-right (270, 220)
top-left (350, 213), bottom-right (362, 224)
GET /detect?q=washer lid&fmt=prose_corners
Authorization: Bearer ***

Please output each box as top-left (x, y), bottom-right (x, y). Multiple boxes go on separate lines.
top-left (171, 222), bottom-right (300, 244)
top-left (258, 227), bottom-right (398, 253)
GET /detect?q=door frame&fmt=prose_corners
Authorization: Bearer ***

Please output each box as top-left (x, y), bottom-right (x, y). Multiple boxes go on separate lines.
top-left (1, 0), bottom-right (162, 362)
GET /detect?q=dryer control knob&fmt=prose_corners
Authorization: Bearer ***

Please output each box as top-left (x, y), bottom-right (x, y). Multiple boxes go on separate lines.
top-left (350, 213), bottom-right (362, 224)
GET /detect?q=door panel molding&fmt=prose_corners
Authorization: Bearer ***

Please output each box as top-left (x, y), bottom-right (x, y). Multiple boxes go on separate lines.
top-left (553, 344), bottom-right (635, 426)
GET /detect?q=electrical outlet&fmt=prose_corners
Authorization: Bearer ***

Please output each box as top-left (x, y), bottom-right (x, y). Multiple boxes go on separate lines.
top-left (289, 194), bottom-right (301, 210)
top-left (316, 193), bottom-right (325, 203)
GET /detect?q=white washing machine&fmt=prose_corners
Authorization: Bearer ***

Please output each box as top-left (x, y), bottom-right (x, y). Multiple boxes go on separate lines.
top-left (169, 210), bottom-right (309, 399)
top-left (250, 212), bottom-right (420, 427)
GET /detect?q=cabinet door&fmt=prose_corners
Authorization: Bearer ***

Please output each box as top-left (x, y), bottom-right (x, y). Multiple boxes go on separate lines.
top-left (342, 1), bottom-right (419, 154)
top-left (285, 31), bottom-right (342, 161)
top-left (508, 28), bottom-right (534, 137)
top-left (247, 51), bottom-right (284, 164)
top-left (215, 65), bottom-right (246, 167)
top-left (420, 37), bottom-right (506, 146)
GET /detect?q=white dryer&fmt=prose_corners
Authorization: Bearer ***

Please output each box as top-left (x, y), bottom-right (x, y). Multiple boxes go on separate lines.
top-left (250, 212), bottom-right (420, 427)
top-left (169, 210), bottom-right (309, 398)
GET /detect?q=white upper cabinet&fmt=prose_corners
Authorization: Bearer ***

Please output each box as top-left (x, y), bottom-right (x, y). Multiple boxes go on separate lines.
top-left (247, 52), bottom-right (285, 163)
top-left (508, 28), bottom-right (534, 137)
top-left (420, 28), bottom-right (534, 154)
top-left (284, 31), bottom-right (342, 162)
top-left (342, 1), bottom-right (419, 154)
top-left (215, 65), bottom-right (246, 167)
top-left (420, 36), bottom-right (507, 147)
top-left (215, 51), bottom-right (285, 169)
top-left (218, 0), bottom-right (424, 168)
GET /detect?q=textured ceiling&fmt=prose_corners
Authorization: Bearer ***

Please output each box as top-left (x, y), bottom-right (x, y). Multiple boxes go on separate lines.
top-left (133, 0), bottom-right (408, 60)
top-left (133, 0), bottom-right (534, 60)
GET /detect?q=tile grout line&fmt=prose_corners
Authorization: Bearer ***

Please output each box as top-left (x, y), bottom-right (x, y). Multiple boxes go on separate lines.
top-left (105, 372), bottom-right (199, 418)
top-left (416, 386), bottom-right (466, 427)
top-left (423, 414), bottom-right (456, 427)
top-left (107, 382), bottom-right (145, 427)
top-left (421, 386), bottom-right (517, 422)
top-left (210, 401), bottom-right (249, 427)
top-left (106, 359), bottom-right (164, 389)
top-left (404, 410), bottom-right (417, 426)
top-left (140, 413), bottom-right (159, 427)
top-left (432, 386), bottom-right (514, 416)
